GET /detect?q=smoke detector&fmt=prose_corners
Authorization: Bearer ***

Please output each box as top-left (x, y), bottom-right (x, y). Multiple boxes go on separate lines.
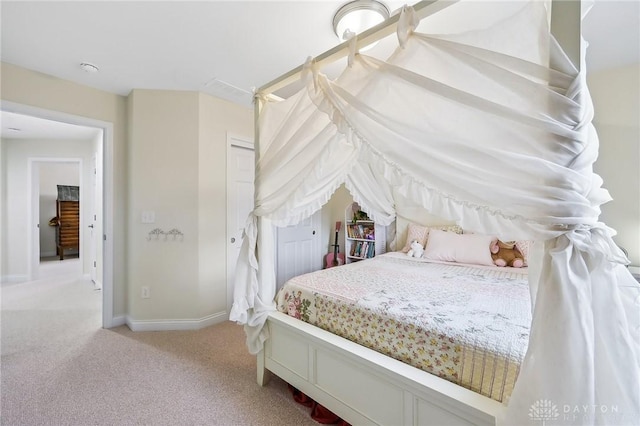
top-left (80, 62), bottom-right (99, 73)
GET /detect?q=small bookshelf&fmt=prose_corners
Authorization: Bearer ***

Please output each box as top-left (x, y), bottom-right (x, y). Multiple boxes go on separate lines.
top-left (344, 203), bottom-right (386, 264)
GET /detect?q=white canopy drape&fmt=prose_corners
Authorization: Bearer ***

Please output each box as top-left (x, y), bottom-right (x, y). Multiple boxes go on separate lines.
top-left (231, 2), bottom-right (640, 424)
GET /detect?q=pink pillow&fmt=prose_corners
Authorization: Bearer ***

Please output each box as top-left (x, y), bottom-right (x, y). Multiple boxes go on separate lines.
top-left (401, 223), bottom-right (430, 253)
top-left (423, 229), bottom-right (496, 266)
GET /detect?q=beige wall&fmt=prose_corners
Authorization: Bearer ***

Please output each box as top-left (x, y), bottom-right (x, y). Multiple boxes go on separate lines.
top-left (1, 63), bottom-right (253, 326)
top-left (1, 62), bottom-right (128, 316)
top-left (127, 89), bottom-right (252, 323)
top-left (588, 64), bottom-right (640, 266)
top-left (127, 90), bottom-right (201, 320)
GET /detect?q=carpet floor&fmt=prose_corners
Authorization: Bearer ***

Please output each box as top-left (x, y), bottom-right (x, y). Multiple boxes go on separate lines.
top-left (1, 260), bottom-right (316, 425)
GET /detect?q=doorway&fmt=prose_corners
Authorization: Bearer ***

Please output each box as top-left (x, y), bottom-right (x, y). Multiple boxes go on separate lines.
top-left (1, 101), bottom-right (114, 328)
top-left (33, 159), bottom-right (81, 256)
top-left (35, 160), bottom-right (82, 270)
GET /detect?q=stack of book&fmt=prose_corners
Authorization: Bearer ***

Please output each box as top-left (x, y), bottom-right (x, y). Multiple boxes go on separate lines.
top-left (350, 240), bottom-right (376, 259)
top-left (347, 223), bottom-right (375, 239)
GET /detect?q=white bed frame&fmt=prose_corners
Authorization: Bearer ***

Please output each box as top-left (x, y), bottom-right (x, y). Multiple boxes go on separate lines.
top-left (253, 1), bottom-right (581, 424)
top-left (258, 311), bottom-right (502, 425)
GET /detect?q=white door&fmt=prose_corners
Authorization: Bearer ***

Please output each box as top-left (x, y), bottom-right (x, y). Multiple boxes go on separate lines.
top-left (226, 136), bottom-right (255, 315)
top-left (276, 211), bottom-right (322, 289)
top-left (89, 155), bottom-right (98, 286)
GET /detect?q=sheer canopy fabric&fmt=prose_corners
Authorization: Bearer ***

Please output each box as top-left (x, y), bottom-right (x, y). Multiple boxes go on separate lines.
top-left (230, 1), bottom-right (640, 424)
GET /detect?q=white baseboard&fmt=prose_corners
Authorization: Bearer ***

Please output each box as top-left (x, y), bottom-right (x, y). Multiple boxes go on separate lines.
top-left (125, 311), bottom-right (228, 332)
top-left (110, 315), bottom-right (127, 327)
top-left (1, 275), bottom-right (28, 284)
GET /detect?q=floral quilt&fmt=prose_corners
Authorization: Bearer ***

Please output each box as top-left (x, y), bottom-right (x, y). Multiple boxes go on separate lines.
top-left (275, 252), bottom-right (531, 403)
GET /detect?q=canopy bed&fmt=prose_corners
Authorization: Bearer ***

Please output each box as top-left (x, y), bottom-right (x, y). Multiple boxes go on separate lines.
top-left (230, 1), bottom-right (640, 425)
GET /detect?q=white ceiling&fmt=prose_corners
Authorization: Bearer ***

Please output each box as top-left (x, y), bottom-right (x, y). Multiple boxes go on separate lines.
top-left (1, 111), bottom-right (102, 140)
top-left (1, 0), bottom-right (638, 140)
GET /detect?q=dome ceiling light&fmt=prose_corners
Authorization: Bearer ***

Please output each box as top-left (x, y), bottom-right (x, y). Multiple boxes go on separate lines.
top-left (332, 0), bottom-right (390, 44)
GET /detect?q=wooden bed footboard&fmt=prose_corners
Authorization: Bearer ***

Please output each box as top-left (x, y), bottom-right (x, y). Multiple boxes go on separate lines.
top-left (258, 311), bottom-right (503, 425)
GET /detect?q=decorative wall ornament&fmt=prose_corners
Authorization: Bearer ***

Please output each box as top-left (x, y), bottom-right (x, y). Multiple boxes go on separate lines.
top-left (165, 228), bottom-right (184, 241)
top-left (146, 228), bottom-right (183, 241)
top-left (147, 228), bottom-right (165, 241)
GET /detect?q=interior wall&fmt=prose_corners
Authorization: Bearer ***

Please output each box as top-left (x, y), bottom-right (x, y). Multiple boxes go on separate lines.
top-left (1, 62), bottom-right (127, 317)
top-left (127, 89), bottom-right (253, 324)
top-left (127, 89), bottom-right (200, 321)
top-left (39, 162), bottom-right (80, 257)
top-left (1, 139), bottom-right (94, 280)
top-left (588, 63), bottom-right (640, 267)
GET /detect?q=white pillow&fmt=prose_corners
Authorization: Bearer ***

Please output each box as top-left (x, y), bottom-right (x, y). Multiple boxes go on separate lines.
top-left (423, 229), bottom-right (496, 266)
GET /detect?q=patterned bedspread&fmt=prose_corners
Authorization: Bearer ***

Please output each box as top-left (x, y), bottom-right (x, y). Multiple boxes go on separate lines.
top-left (275, 252), bottom-right (531, 403)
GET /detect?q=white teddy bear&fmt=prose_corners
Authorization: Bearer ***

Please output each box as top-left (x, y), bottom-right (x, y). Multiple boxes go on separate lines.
top-left (406, 240), bottom-right (424, 258)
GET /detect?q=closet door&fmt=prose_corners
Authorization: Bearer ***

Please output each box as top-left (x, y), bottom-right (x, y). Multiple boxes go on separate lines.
top-left (276, 211), bottom-right (322, 289)
top-left (226, 138), bottom-right (255, 315)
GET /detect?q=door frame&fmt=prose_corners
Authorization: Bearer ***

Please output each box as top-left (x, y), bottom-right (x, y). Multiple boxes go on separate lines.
top-left (2, 101), bottom-right (115, 329)
top-left (90, 154), bottom-right (99, 285)
top-left (29, 158), bottom-right (83, 274)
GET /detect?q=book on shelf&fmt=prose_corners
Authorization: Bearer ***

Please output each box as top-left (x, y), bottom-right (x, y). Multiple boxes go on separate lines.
top-left (349, 240), bottom-right (376, 259)
top-left (347, 223), bottom-right (375, 240)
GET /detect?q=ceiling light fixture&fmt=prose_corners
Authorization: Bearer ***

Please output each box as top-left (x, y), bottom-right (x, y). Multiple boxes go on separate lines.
top-left (79, 62), bottom-right (99, 73)
top-left (332, 0), bottom-right (390, 47)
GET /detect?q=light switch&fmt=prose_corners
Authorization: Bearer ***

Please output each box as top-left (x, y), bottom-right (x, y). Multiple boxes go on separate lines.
top-left (141, 211), bottom-right (155, 224)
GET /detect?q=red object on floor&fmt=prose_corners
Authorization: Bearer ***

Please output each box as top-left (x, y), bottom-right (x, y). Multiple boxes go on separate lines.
top-left (288, 385), bottom-right (351, 426)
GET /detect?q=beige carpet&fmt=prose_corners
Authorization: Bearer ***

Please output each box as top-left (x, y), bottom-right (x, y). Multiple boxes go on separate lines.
top-left (1, 260), bottom-right (316, 425)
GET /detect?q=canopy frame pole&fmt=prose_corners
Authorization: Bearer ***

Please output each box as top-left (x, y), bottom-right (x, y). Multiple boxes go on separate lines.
top-left (550, 0), bottom-right (582, 71)
top-left (258, 0), bottom-right (459, 96)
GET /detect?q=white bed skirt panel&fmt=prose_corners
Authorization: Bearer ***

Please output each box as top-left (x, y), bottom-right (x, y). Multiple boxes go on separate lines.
top-left (260, 312), bottom-right (504, 425)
